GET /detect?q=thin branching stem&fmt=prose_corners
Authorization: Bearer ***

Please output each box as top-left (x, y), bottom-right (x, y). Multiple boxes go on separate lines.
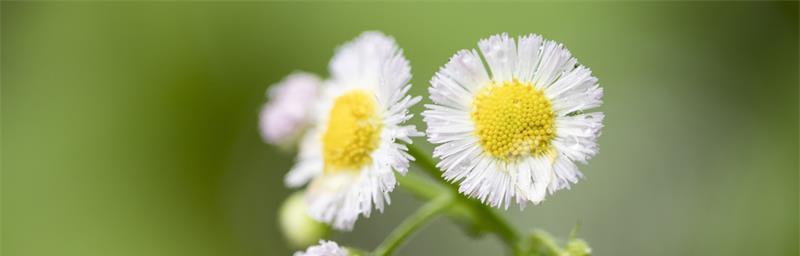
top-left (372, 194), bottom-right (454, 256)
top-left (405, 144), bottom-right (524, 255)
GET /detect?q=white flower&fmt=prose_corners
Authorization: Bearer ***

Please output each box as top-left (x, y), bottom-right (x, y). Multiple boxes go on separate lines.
top-left (259, 72), bottom-right (321, 145)
top-left (293, 240), bottom-right (348, 256)
top-left (285, 31), bottom-right (421, 230)
top-left (423, 33), bottom-right (603, 208)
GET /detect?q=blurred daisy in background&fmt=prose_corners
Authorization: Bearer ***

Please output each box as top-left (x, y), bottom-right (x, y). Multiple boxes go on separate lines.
top-left (285, 31), bottom-right (421, 230)
top-left (423, 33), bottom-right (604, 208)
top-left (293, 240), bottom-right (348, 256)
top-left (259, 72), bottom-right (321, 148)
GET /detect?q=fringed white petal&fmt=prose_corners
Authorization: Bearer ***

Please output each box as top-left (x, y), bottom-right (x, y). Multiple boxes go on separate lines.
top-left (519, 156), bottom-right (553, 205)
top-left (479, 33), bottom-right (517, 82)
top-left (546, 65), bottom-right (603, 115)
top-left (553, 112), bottom-right (604, 164)
top-left (305, 172), bottom-right (360, 230)
top-left (329, 31), bottom-right (397, 91)
top-left (286, 160), bottom-right (323, 188)
top-left (305, 160), bottom-right (398, 230)
top-left (532, 40), bottom-right (578, 90)
top-left (548, 155), bottom-right (584, 194)
top-left (514, 34), bottom-right (543, 83)
top-left (285, 129), bottom-right (323, 188)
top-left (378, 49), bottom-right (413, 109)
top-left (294, 240), bottom-right (347, 256)
top-left (428, 49), bottom-right (490, 110)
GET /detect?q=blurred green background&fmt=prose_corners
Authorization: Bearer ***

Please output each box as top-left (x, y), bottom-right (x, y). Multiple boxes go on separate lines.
top-left (2, 2), bottom-right (797, 255)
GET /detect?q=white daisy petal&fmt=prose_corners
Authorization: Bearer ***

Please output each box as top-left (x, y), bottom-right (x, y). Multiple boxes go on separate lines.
top-left (429, 74), bottom-right (473, 110)
top-left (294, 240), bottom-right (348, 256)
top-left (438, 50), bottom-right (491, 92)
top-left (329, 31), bottom-right (395, 90)
top-left (478, 33), bottom-right (517, 82)
top-left (548, 154), bottom-right (584, 193)
top-left (514, 34), bottom-right (543, 83)
top-left (379, 51), bottom-right (413, 108)
top-left (286, 160), bottom-right (323, 188)
top-left (533, 40), bottom-right (576, 90)
top-left (553, 112), bottom-right (604, 164)
top-left (425, 33), bottom-right (603, 208)
top-left (285, 129), bottom-right (323, 187)
top-left (286, 31), bottom-right (420, 230)
top-left (526, 156), bottom-right (553, 204)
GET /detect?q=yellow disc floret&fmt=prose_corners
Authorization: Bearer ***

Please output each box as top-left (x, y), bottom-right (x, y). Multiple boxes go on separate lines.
top-left (471, 80), bottom-right (556, 161)
top-left (322, 90), bottom-right (383, 173)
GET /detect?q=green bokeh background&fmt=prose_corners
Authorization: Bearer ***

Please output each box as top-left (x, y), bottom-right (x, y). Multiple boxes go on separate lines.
top-left (3, 2), bottom-right (798, 255)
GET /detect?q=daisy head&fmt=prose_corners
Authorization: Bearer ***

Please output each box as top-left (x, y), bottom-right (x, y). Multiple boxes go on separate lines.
top-left (259, 72), bottom-right (321, 146)
top-left (293, 240), bottom-right (348, 256)
top-left (285, 31), bottom-right (421, 230)
top-left (423, 33), bottom-right (604, 208)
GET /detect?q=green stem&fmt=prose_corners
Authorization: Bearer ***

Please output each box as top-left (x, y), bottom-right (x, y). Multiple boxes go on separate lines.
top-left (464, 198), bottom-right (522, 254)
top-left (344, 247), bottom-right (369, 256)
top-left (396, 172), bottom-right (446, 200)
top-left (406, 144), bottom-right (523, 255)
top-left (529, 230), bottom-right (563, 256)
top-left (406, 145), bottom-right (446, 184)
top-left (372, 194), bottom-right (454, 256)
top-left (397, 172), bottom-right (478, 227)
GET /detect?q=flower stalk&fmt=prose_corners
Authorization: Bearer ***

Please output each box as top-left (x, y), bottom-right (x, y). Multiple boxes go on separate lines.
top-left (404, 144), bottom-right (523, 255)
top-left (373, 194), bottom-right (454, 256)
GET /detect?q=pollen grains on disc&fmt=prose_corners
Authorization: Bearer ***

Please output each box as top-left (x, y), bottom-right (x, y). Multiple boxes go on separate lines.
top-left (470, 80), bottom-right (556, 161)
top-left (322, 89), bottom-right (383, 173)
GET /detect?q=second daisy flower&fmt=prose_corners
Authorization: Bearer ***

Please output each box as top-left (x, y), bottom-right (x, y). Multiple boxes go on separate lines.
top-left (286, 32), bottom-right (422, 230)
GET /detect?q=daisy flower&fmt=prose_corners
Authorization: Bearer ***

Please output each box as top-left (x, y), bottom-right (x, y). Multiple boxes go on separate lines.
top-left (294, 240), bottom-right (348, 256)
top-left (259, 72), bottom-right (321, 146)
top-left (423, 33), bottom-right (604, 208)
top-left (285, 31), bottom-right (421, 230)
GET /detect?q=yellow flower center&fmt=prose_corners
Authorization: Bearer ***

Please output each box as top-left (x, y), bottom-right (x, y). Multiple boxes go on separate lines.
top-left (322, 90), bottom-right (383, 173)
top-left (471, 80), bottom-right (556, 161)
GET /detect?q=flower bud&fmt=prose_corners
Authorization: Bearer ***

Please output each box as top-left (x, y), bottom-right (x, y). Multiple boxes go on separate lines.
top-left (280, 192), bottom-right (330, 248)
top-left (564, 238), bottom-right (591, 256)
top-left (259, 72), bottom-right (320, 149)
